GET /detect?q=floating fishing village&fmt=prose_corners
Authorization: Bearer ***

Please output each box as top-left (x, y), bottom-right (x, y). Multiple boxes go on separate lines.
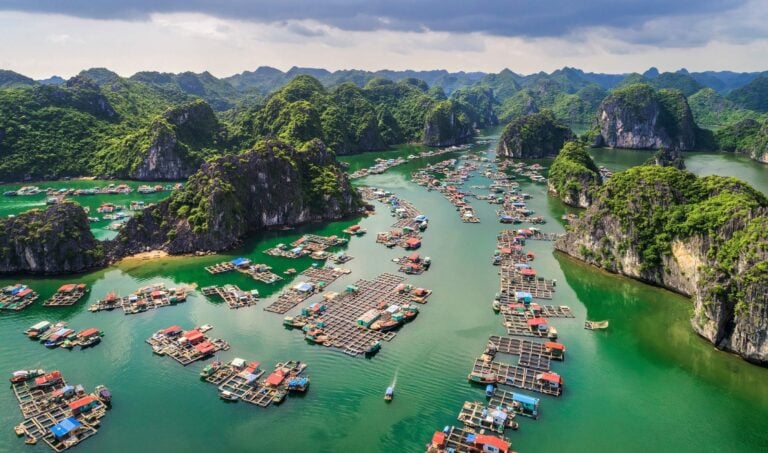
top-left (0, 141), bottom-right (619, 452)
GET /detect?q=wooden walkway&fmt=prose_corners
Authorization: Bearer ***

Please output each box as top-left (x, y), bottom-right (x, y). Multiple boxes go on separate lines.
top-left (471, 358), bottom-right (562, 396)
top-left (488, 336), bottom-right (564, 361)
top-left (42, 285), bottom-right (88, 307)
top-left (263, 266), bottom-right (350, 314)
top-left (201, 285), bottom-right (258, 309)
top-left (488, 388), bottom-right (540, 419)
top-left (286, 273), bottom-right (429, 356)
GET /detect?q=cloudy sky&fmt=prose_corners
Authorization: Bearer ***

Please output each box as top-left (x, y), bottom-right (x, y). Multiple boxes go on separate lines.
top-left (1, 0), bottom-right (767, 79)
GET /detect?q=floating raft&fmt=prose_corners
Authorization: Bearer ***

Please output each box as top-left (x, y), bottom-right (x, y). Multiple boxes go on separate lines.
top-left (203, 359), bottom-right (309, 407)
top-left (265, 234), bottom-right (347, 259)
top-left (488, 335), bottom-right (565, 361)
top-left (42, 284), bottom-right (88, 307)
top-left (89, 283), bottom-right (188, 314)
top-left (457, 401), bottom-right (517, 434)
top-left (146, 325), bottom-right (230, 366)
top-left (426, 425), bottom-right (511, 453)
top-left (264, 266), bottom-right (350, 314)
top-left (287, 273), bottom-right (431, 356)
top-left (0, 284), bottom-right (39, 311)
top-left (202, 285), bottom-right (259, 309)
top-left (470, 358), bottom-right (562, 396)
top-left (487, 388), bottom-right (541, 420)
top-left (10, 370), bottom-right (111, 452)
top-left (204, 261), bottom-right (236, 275)
top-left (498, 302), bottom-right (574, 318)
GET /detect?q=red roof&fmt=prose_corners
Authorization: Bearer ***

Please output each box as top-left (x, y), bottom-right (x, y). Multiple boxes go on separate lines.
top-left (545, 342), bottom-right (565, 350)
top-left (539, 372), bottom-right (563, 385)
top-left (194, 341), bottom-right (215, 354)
top-left (68, 395), bottom-right (96, 411)
top-left (405, 237), bottom-right (421, 246)
top-left (474, 434), bottom-right (510, 453)
top-left (265, 370), bottom-right (285, 386)
top-left (431, 432), bottom-right (446, 447)
top-left (408, 252), bottom-right (420, 262)
top-left (527, 317), bottom-right (547, 327)
top-left (183, 330), bottom-right (204, 343)
top-left (58, 284), bottom-right (76, 293)
top-left (500, 247), bottom-right (512, 254)
top-left (413, 288), bottom-right (428, 296)
top-left (77, 328), bottom-right (100, 338)
top-left (16, 288), bottom-right (32, 298)
top-left (162, 325), bottom-right (181, 334)
top-left (76, 284), bottom-right (87, 290)
top-left (150, 290), bottom-right (163, 298)
top-left (520, 268), bottom-right (537, 276)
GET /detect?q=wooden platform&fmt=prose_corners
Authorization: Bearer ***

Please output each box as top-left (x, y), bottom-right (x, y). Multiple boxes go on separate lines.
top-left (204, 360), bottom-right (308, 408)
top-left (488, 388), bottom-right (540, 419)
top-left (202, 285), bottom-right (258, 309)
top-left (263, 266), bottom-right (350, 314)
top-left (457, 401), bottom-right (514, 434)
top-left (488, 336), bottom-right (564, 361)
top-left (286, 273), bottom-right (430, 356)
top-left (89, 284), bottom-right (188, 314)
top-left (471, 358), bottom-right (562, 396)
top-left (42, 285), bottom-right (88, 307)
top-left (146, 328), bottom-right (230, 366)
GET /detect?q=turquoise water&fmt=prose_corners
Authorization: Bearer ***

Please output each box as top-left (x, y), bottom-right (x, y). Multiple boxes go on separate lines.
top-left (0, 136), bottom-right (767, 452)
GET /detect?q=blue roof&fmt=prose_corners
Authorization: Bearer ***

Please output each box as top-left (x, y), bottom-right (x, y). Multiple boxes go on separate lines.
top-left (512, 393), bottom-right (539, 406)
top-left (231, 257), bottom-right (250, 266)
top-left (51, 417), bottom-right (81, 439)
top-left (291, 247), bottom-right (303, 254)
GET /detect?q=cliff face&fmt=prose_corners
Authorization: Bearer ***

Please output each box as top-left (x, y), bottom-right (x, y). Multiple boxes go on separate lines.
top-left (422, 100), bottom-right (475, 146)
top-left (555, 166), bottom-right (768, 364)
top-left (547, 142), bottom-right (601, 208)
top-left (715, 118), bottom-right (768, 164)
top-left (497, 110), bottom-right (575, 158)
top-left (128, 100), bottom-right (221, 180)
top-left (111, 139), bottom-right (363, 256)
top-left (595, 84), bottom-right (699, 150)
top-left (0, 203), bottom-right (106, 274)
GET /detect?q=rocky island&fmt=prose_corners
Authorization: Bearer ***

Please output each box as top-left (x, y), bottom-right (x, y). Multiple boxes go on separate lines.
top-left (555, 165), bottom-right (768, 364)
top-left (547, 142), bottom-right (601, 207)
top-left (497, 110), bottom-right (575, 158)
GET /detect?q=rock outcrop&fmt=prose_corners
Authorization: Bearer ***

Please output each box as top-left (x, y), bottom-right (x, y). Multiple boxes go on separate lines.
top-left (497, 110), bottom-right (575, 158)
top-left (715, 118), bottom-right (768, 163)
top-left (127, 100), bottom-right (222, 180)
top-left (547, 142), bottom-right (601, 208)
top-left (555, 165), bottom-right (768, 365)
top-left (422, 100), bottom-right (475, 146)
top-left (111, 139), bottom-right (363, 256)
top-left (594, 84), bottom-right (699, 150)
top-left (650, 148), bottom-right (686, 170)
top-left (0, 202), bottom-right (106, 274)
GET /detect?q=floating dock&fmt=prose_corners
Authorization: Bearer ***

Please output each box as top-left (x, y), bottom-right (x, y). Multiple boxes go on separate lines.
top-left (201, 285), bottom-right (259, 309)
top-left (202, 359), bottom-right (309, 407)
top-left (487, 388), bottom-right (541, 420)
top-left (146, 325), bottom-right (230, 366)
top-left (0, 284), bottom-right (39, 311)
top-left (10, 369), bottom-right (111, 452)
top-left (265, 234), bottom-right (347, 259)
top-left (469, 358), bottom-right (562, 396)
top-left (264, 266), bottom-right (351, 314)
top-left (88, 283), bottom-right (188, 314)
top-left (457, 401), bottom-right (517, 434)
top-left (285, 273), bottom-right (432, 356)
top-left (488, 335), bottom-right (565, 361)
top-left (426, 425), bottom-right (511, 453)
top-left (42, 284), bottom-right (88, 307)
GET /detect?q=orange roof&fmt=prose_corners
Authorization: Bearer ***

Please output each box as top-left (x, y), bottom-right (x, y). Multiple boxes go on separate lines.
top-left (265, 370), bottom-right (285, 386)
top-left (527, 317), bottom-right (547, 326)
top-left (77, 328), bottom-right (100, 338)
top-left (183, 330), bottom-right (204, 343)
top-left (474, 434), bottom-right (510, 453)
top-left (194, 341), bottom-right (215, 354)
top-left (58, 284), bottom-right (76, 293)
top-left (544, 342), bottom-right (565, 350)
top-left (539, 372), bottom-right (563, 384)
top-left (405, 237), bottom-right (421, 246)
top-left (162, 325), bottom-right (181, 334)
top-left (68, 395), bottom-right (96, 411)
top-left (431, 432), bottom-right (446, 447)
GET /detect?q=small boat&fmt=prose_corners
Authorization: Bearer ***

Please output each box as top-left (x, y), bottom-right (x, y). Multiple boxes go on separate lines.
top-left (24, 321), bottom-right (51, 338)
top-left (44, 328), bottom-right (74, 348)
top-left (79, 335), bottom-right (102, 349)
top-left (492, 300), bottom-right (501, 312)
top-left (10, 369), bottom-right (44, 383)
top-left (384, 386), bottom-right (394, 401)
top-left (271, 389), bottom-right (287, 404)
top-left (200, 361), bottom-right (222, 378)
top-left (219, 390), bottom-right (239, 401)
top-left (365, 341), bottom-right (382, 356)
top-left (468, 372), bottom-right (497, 385)
top-left (95, 385), bottom-right (112, 403)
top-left (284, 268), bottom-right (297, 275)
top-left (24, 436), bottom-right (37, 445)
top-left (585, 320), bottom-right (610, 330)
top-left (283, 316), bottom-right (307, 328)
top-left (14, 425), bottom-right (25, 436)
top-left (198, 324), bottom-right (213, 333)
top-left (485, 384), bottom-right (495, 398)
top-left (547, 326), bottom-right (558, 340)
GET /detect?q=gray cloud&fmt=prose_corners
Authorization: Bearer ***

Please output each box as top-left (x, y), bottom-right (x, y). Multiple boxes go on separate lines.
top-left (0, 0), bottom-right (749, 45)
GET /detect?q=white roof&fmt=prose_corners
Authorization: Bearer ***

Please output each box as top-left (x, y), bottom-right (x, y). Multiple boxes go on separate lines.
top-left (231, 358), bottom-right (246, 368)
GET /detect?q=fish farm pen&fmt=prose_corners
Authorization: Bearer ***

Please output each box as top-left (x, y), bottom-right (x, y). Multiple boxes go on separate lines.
top-left (201, 285), bottom-right (259, 309)
top-left (42, 284), bottom-right (89, 307)
top-left (284, 273), bottom-right (432, 357)
top-left (263, 266), bottom-right (351, 314)
top-left (88, 283), bottom-right (188, 314)
top-left (146, 325), bottom-right (230, 366)
top-left (10, 369), bottom-right (111, 451)
top-left (0, 284), bottom-right (39, 311)
top-left (201, 359), bottom-right (309, 407)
